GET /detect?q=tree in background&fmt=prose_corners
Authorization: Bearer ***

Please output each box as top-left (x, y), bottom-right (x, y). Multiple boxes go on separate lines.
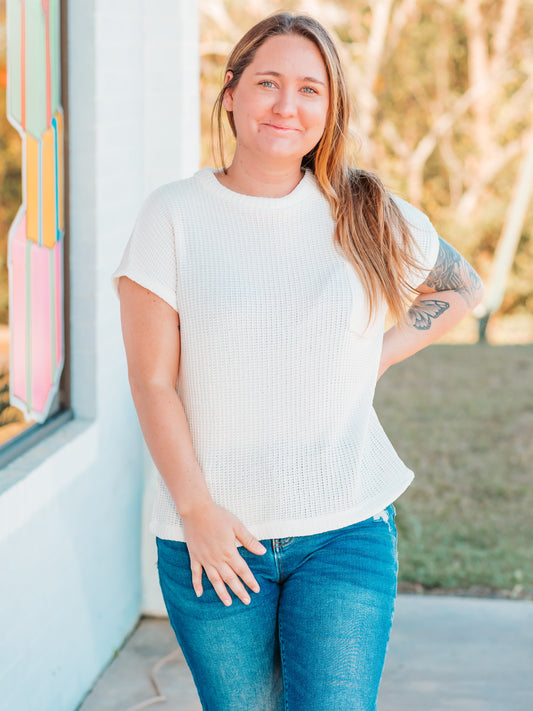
top-left (200, 0), bottom-right (533, 342)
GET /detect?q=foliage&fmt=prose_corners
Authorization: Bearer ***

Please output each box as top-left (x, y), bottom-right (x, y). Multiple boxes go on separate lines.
top-left (0, 369), bottom-right (21, 422)
top-left (375, 343), bottom-right (533, 598)
top-left (0, 367), bottom-right (28, 445)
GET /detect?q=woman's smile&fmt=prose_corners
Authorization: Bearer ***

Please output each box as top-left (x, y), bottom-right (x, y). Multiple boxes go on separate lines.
top-left (261, 122), bottom-right (300, 132)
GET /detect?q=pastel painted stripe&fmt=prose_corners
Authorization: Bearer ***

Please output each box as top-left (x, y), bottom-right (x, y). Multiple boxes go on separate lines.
top-left (42, 124), bottom-right (56, 247)
top-left (43, 0), bottom-right (51, 127)
top-left (21, 0), bottom-right (26, 130)
top-left (53, 114), bottom-right (59, 242)
top-left (56, 109), bottom-right (64, 233)
top-left (25, 0), bottom-right (47, 138)
top-left (49, 0), bottom-right (61, 114)
top-left (26, 133), bottom-right (39, 242)
top-left (38, 135), bottom-right (42, 246)
top-left (49, 246), bottom-right (55, 379)
top-left (54, 240), bottom-right (62, 371)
top-left (30, 241), bottom-right (53, 415)
top-left (10, 214), bottom-right (28, 405)
top-left (25, 238), bottom-right (32, 411)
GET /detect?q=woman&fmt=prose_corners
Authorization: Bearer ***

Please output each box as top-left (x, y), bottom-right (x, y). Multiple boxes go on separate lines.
top-left (113, 12), bottom-right (483, 711)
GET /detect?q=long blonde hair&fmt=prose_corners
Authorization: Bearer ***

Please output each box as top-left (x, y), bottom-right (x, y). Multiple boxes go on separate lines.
top-left (212, 12), bottom-right (423, 324)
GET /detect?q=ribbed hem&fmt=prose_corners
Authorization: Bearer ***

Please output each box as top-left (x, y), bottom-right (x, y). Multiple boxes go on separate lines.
top-left (150, 470), bottom-right (414, 543)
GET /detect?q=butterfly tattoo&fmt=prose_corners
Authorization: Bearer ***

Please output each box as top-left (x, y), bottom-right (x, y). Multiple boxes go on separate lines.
top-left (408, 299), bottom-right (450, 330)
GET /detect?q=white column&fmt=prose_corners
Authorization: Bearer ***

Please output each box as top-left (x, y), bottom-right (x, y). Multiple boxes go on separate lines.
top-left (140, 0), bottom-right (200, 615)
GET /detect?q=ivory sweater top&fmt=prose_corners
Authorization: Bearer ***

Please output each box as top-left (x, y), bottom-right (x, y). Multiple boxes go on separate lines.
top-left (112, 167), bottom-right (440, 542)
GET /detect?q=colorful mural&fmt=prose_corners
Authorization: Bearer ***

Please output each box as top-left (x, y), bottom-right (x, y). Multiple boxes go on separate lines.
top-left (5, 0), bottom-right (64, 423)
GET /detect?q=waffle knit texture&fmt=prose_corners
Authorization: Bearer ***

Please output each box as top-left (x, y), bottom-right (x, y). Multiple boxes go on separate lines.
top-left (112, 167), bottom-right (440, 541)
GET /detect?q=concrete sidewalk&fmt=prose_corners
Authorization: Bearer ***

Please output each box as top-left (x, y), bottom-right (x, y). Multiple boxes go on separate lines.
top-left (78, 595), bottom-right (533, 711)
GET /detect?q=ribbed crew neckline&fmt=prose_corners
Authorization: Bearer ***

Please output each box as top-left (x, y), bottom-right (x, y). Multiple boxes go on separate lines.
top-left (194, 166), bottom-right (317, 208)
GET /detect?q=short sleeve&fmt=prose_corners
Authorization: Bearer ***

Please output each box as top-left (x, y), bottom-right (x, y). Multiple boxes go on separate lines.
top-left (391, 195), bottom-right (440, 288)
top-left (111, 185), bottom-right (178, 311)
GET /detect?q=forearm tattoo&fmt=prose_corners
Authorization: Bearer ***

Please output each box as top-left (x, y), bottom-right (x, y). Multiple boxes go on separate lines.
top-left (407, 299), bottom-right (450, 330)
top-left (406, 238), bottom-right (482, 331)
top-left (423, 238), bottom-right (484, 308)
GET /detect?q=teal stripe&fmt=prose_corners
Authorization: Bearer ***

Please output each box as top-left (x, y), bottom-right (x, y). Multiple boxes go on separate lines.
top-left (25, 241), bottom-right (32, 412)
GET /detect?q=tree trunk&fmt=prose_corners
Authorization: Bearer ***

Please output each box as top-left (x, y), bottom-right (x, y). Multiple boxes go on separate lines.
top-left (477, 125), bottom-right (533, 341)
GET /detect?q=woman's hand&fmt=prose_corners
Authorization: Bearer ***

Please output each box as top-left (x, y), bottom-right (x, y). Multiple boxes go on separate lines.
top-left (181, 499), bottom-right (267, 606)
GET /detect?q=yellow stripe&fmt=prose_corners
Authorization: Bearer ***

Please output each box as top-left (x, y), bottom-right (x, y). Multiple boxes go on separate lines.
top-left (26, 135), bottom-right (39, 243)
top-left (42, 125), bottom-right (56, 248)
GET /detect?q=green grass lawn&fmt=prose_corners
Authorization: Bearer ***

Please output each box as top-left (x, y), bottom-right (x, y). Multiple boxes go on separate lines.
top-left (374, 343), bottom-right (533, 599)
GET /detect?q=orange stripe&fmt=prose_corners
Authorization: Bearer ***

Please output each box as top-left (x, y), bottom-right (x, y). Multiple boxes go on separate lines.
top-left (42, 125), bottom-right (56, 247)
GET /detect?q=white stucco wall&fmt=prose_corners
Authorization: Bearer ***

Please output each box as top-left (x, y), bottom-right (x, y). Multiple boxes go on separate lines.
top-left (0, 2), bottom-right (199, 710)
top-left (139, 1), bottom-right (200, 616)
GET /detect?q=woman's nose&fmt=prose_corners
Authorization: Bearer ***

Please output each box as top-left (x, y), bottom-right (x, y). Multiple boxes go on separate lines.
top-left (272, 89), bottom-right (297, 116)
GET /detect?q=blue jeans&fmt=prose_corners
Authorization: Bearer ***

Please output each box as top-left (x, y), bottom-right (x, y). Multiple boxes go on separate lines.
top-left (156, 504), bottom-right (398, 711)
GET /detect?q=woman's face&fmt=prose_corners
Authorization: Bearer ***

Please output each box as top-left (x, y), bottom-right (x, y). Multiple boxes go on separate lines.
top-left (223, 34), bottom-right (330, 167)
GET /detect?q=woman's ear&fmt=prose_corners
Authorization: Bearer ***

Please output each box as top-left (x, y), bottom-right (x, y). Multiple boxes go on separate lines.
top-left (222, 71), bottom-right (234, 111)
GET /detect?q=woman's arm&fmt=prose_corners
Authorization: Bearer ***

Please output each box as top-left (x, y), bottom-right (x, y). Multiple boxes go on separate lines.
top-left (378, 238), bottom-right (484, 379)
top-left (118, 277), bottom-right (266, 606)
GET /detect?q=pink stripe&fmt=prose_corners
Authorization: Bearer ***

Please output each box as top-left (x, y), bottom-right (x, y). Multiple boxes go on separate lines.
top-left (11, 216), bottom-right (27, 403)
top-left (54, 241), bottom-right (62, 370)
top-left (30, 242), bottom-right (53, 415)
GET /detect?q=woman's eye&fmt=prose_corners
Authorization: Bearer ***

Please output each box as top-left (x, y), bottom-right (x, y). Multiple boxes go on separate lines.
top-left (259, 80), bottom-right (275, 88)
top-left (301, 86), bottom-right (318, 95)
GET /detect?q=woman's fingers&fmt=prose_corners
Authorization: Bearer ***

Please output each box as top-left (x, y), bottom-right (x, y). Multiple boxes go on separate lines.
top-left (205, 563), bottom-right (251, 606)
top-left (232, 557), bottom-right (261, 594)
top-left (234, 522), bottom-right (267, 556)
top-left (219, 563), bottom-right (253, 605)
top-left (190, 559), bottom-right (203, 597)
top-left (191, 554), bottom-right (261, 606)
top-left (205, 569), bottom-right (233, 606)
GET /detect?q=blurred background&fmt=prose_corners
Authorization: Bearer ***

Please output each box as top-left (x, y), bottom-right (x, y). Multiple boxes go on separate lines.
top-left (199, 0), bottom-right (533, 345)
top-left (1, 0), bottom-right (532, 595)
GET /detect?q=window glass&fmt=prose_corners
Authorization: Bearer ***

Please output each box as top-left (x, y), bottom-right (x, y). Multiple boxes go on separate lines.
top-left (1, 0), bottom-right (65, 449)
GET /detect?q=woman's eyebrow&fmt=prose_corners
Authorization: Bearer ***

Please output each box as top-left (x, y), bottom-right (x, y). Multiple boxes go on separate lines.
top-left (254, 70), bottom-right (326, 87)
